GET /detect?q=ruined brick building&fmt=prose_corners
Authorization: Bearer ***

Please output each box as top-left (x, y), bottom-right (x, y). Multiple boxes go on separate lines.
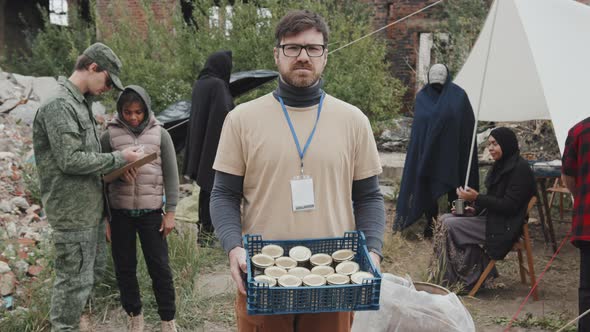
top-left (2, 0), bottom-right (589, 112)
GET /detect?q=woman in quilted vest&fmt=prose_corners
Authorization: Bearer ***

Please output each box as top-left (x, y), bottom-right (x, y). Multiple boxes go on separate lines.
top-left (432, 127), bottom-right (535, 291)
top-left (100, 85), bottom-right (179, 332)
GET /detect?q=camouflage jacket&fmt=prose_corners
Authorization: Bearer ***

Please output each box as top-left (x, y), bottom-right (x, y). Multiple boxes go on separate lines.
top-left (33, 77), bottom-right (126, 230)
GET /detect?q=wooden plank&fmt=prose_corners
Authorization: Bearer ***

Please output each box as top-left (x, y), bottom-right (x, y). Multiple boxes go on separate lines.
top-left (103, 152), bottom-right (157, 183)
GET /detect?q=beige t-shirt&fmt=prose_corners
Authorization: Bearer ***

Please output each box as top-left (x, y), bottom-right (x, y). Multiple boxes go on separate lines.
top-left (213, 93), bottom-right (382, 240)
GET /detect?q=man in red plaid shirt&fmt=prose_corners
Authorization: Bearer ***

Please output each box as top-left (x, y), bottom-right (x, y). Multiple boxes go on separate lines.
top-left (562, 117), bottom-right (590, 332)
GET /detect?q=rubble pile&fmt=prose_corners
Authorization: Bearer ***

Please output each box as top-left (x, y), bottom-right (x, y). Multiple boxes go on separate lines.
top-left (378, 118), bottom-right (561, 161)
top-left (0, 111), bottom-right (52, 313)
top-left (0, 67), bottom-right (57, 125)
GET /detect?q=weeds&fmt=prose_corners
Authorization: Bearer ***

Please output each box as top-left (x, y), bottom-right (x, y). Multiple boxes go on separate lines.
top-left (0, 257), bottom-right (53, 332)
top-left (21, 163), bottom-right (41, 206)
top-left (0, 226), bottom-right (231, 331)
top-left (493, 312), bottom-right (576, 332)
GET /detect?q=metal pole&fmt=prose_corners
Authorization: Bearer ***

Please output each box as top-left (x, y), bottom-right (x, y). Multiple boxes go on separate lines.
top-left (464, 0), bottom-right (501, 188)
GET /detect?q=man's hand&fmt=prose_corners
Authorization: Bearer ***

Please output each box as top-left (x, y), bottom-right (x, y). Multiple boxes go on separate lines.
top-left (562, 174), bottom-right (576, 198)
top-left (121, 146), bottom-right (143, 163)
top-left (229, 246), bottom-right (248, 295)
top-left (121, 167), bottom-right (138, 183)
top-left (159, 212), bottom-right (175, 238)
top-left (369, 252), bottom-right (381, 272)
top-left (105, 221), bottom-right (111, 243)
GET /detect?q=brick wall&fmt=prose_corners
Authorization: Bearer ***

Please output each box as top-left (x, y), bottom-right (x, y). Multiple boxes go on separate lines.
top-left (365, 0), bottom-right (589, 113)
top-left (94, 0), bottom-right (177, 39)
top-left (363, 0), bottom-right (443, 112)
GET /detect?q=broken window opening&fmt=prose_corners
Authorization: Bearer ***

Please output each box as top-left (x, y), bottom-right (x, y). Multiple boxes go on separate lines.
top-left (49, 0), bottom-right (68, 26)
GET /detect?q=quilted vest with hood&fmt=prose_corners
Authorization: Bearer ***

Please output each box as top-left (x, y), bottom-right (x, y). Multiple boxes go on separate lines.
top-left (107, 85), bottom-right (164, 210)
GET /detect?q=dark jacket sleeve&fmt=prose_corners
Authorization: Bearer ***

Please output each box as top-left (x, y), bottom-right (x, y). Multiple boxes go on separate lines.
top-left (210, 171), bottom-right (244, 254)
top-left (352, 175), bottom-right (385, 257)
top-left (476, 161), bottom-right (533, 215)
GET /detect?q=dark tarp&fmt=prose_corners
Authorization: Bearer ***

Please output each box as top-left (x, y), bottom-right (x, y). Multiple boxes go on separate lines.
top-left (157, 69), bottom-right (278, 152)
top-left (394, 68), bottom-right (479, 231)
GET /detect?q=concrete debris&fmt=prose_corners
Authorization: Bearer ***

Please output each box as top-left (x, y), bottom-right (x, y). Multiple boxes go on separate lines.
top-left (27, 265), bottom-right (43, 277)
top-left (10, 196), bottom-right (29, 210)
top-left (0, 271), bottom-right (17, 296)
top-left (377, 117), bottom-right (413, 153)
top-left (0, 101), bottom-right (53, 311)
top-left (377, 118), bottom-right (560, 161)
top-left (0, 261), bottom-right (10, 274)
top-left (0, 68), bottom-right (57, 124)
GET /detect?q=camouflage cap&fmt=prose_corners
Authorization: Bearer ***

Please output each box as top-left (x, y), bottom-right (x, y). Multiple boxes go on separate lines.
top-left (82, 42), bottom-right (124, 90)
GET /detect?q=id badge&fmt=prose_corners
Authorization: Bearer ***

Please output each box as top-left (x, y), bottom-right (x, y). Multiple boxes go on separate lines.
top-left (290, 175), bottom-right (315, 212)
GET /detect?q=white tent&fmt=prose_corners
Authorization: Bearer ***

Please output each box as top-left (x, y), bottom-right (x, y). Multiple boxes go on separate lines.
top-left (454, 0), bottom-right (590, 154)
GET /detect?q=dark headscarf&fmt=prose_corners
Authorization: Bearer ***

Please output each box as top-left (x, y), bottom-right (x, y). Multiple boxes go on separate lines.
top-left (485, 127), bottom-right (520, 187)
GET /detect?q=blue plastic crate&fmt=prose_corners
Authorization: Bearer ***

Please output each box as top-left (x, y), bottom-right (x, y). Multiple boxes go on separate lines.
top-left (243, 231), bottom-right (381, 315)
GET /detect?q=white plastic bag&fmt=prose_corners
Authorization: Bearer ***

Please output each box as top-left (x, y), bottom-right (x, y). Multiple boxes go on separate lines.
top-left (351, 273), bottom-right (475, 332)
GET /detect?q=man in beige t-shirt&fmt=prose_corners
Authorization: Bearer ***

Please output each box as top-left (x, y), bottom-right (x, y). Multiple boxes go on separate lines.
top-left (210, 10), bottom-right (385, 332)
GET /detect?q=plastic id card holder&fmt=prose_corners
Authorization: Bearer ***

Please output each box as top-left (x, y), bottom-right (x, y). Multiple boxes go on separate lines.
top-left (290, 175), bottom-right (315, 212)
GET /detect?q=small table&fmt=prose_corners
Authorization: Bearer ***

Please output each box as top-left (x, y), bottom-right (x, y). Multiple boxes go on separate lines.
top-left (529, 160), bottom-right (566, 253)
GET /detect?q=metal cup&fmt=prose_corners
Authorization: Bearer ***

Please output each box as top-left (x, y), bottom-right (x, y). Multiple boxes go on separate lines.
top-left (452, 199), bottom-right (465, 215)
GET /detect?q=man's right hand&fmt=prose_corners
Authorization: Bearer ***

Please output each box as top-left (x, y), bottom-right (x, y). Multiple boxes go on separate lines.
top-left (121, 146), bottom-right (143, 163)
top-left (229, 246), bottom-right (248, 295)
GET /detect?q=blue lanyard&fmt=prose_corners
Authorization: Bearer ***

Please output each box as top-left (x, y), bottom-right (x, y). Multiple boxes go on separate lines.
top-left (278, 93), bottom-right (325, 174)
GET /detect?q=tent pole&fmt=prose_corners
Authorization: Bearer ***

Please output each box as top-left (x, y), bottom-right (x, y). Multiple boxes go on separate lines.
top-left (464, 0), bottom-right (501, 189)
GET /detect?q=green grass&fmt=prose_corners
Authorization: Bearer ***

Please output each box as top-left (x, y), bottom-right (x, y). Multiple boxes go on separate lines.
top-left (0, 268), bottom-right (53, 332)
top-left (0, 226), bottom-right (232, 331)
top-left (493, 312), bottom-right (576, 331)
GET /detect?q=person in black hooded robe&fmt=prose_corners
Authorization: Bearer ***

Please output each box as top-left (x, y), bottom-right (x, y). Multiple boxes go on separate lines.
top-left (183, 51), bottom-right (234, 238)
top-left (394, 64), bottom-right (479, 237)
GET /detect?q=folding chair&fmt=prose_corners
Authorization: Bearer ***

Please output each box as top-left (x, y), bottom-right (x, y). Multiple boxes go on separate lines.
top-left (468, 197), bottom-right (539, 301)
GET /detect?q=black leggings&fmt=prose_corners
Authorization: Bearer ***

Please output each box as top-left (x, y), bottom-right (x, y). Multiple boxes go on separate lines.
top-left (110, 210), bottom-right (176, 321)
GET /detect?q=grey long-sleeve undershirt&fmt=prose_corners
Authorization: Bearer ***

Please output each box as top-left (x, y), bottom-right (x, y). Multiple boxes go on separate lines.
top-left (210, 171), bottom-right (385, 256)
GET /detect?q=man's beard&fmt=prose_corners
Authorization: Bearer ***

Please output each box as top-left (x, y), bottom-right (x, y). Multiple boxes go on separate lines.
top-left (281, 64), bottom-right (321, 88)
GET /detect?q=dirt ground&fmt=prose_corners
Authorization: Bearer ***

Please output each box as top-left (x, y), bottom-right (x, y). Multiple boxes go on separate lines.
top-left (89, 200), bottom-right (579, 332)
top-left (381, 201), bottom-right (579, 332)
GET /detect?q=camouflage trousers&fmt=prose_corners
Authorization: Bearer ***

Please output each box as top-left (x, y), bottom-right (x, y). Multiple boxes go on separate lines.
top-left (50, 220), bottom-right (107, 332)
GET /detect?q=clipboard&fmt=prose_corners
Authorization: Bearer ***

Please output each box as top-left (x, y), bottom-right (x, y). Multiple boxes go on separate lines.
top-left (103, 152), bottom-right (157, 183)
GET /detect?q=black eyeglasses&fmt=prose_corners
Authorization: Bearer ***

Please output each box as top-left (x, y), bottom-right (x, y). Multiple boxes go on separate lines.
top-left (279, 44), bottom-right (326, 57)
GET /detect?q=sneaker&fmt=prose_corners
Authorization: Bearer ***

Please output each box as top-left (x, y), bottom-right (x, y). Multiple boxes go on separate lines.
top-left (127, 313), bottom-right (145, 332)
top-left (161, 319), bottom-right (178, 332)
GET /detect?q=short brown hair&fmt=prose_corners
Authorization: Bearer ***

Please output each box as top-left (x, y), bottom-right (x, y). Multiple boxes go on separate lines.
top-left (275, 10), bottom-right (329, 46)
top-left (73, 54), bottom-right (106, 72)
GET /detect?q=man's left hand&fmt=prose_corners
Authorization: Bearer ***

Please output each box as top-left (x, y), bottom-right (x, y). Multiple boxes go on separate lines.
top-left (369, 252), bottom-right (381, 272)
top-left (159, 212), bottom-right (175, 238)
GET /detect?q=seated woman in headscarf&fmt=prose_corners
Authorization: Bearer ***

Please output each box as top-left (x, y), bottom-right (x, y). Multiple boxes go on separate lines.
top-left (433, 127), bottom-right (536, 291)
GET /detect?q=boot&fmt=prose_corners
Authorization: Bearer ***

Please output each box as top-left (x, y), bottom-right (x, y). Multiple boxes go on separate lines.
top-left (127, 313), bottom-right (145, 332)
top-left (161, 319), bottom-right (178, 332)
